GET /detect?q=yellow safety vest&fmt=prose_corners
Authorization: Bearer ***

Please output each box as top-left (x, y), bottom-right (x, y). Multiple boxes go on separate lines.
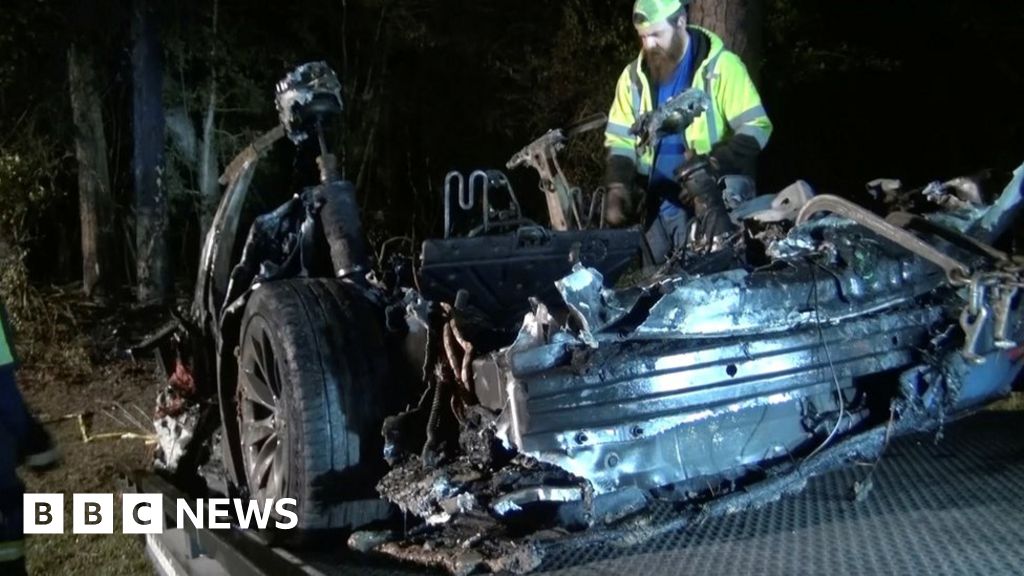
top-left (605, 27), bottom-right (773, 177)
top-left (0, 539), bottom-right (25, 562)
top-left (0, 305), bottom-right (15, 368)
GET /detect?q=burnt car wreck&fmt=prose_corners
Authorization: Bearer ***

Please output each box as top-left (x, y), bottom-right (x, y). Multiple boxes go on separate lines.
top-left (149, 63), bottom-right (1024, 574)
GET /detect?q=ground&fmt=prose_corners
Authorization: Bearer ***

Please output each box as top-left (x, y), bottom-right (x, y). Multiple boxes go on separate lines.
top-left (10, 292), bottom-right (162, 576)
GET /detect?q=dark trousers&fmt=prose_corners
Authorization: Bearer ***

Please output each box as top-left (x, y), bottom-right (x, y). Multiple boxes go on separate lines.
top-left (0, 366), bottom-right (28, 573)
top-left (0, 366), bottom-right (28, 443)
top-left (0, 485), bottom-right (26, 575)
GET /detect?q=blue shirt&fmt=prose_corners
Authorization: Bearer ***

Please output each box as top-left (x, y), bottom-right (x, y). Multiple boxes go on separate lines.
top-left (649, 34), bottom-right (696, 217)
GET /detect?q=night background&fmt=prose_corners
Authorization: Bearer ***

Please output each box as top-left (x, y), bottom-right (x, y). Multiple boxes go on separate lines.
top-left (2, 0), bottom-right (1022, 294)
top-left (0, 1), bottom-right (1023, 572)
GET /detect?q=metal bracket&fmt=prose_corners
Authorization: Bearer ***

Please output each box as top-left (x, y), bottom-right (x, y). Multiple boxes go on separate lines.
top-left (506, 113), bottom-right (607, 232)
top-left (443, 169), bottom-right (523, 239)
top-left (960, 277), bottom-right (990, 364)
top-left (795, 195), bottom-right (971, 282)
top-left (991, 284), bottom-right (1019, 349)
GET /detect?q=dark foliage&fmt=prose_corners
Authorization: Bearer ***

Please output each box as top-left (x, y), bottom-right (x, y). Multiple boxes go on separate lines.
top-left (0, 0), bottom-right (1021, 292)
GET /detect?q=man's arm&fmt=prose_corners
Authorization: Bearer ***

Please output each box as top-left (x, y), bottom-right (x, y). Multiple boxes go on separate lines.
top-left (604, 66), bottom-right (642, 226)
top-left (710, 52), bottom-right (772, 177)
top-left (605, 65), bottom-right (642, 184)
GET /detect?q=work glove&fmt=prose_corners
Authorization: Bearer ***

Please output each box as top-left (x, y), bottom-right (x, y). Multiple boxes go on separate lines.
top-left (605, 182), bottom-right (639, 227)
top-left (675, 155), bottom-right (737, 248)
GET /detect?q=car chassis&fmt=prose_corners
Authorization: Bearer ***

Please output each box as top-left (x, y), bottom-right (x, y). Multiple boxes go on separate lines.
top-left (147, 63), bottom-right (1024, 574)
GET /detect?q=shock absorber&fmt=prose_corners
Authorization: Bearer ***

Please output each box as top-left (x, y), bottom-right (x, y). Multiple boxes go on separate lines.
top-left (314, 119), bottom-right (370, 280)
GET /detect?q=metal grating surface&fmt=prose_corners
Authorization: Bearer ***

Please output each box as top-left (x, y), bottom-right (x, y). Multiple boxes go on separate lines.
top-left (303, 411), bottom-right (1024, 575)
top-left (536, 411), bottom-right (1024, 576)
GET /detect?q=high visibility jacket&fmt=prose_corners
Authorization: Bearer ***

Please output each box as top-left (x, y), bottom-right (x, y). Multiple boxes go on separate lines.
top-left (605, 27), bottom-right (772, 181)
top-left (0, 539), bottom-right (25, 563)
top-left (0, 305), bottom-right (15, 368)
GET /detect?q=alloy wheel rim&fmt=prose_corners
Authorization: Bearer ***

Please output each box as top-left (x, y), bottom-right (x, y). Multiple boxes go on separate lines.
top-left (239, 317), bottom-right (289, 501)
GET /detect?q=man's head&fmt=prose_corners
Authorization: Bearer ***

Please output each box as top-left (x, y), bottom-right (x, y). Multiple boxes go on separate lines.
top-left (633, 0), bottom-right (690, 83)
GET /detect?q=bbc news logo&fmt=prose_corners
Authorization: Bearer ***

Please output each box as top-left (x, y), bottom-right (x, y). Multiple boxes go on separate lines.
top-left (23, 494), bottom-right (298, 534)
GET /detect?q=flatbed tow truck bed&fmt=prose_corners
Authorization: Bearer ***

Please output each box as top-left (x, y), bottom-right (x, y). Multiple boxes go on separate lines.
top-left (131, 410), bottom-right (1024, 576)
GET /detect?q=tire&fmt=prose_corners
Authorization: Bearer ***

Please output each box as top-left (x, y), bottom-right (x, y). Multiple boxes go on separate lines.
top-left (235, 278), bottom-right (396, 533)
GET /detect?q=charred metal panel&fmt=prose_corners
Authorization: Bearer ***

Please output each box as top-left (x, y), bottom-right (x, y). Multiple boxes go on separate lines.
top-left (274, 61), bottom-right (343, 145)
top-left (419, 228), bottom-right (643, 324)
top-left (478, 306), bottom-right (943, 493)
top-left (635, 233), bottom-right (945, 339)
top-left (193, 126), bottom-right (285, 327)
top-left (555, 266), bottom-right (644, 344)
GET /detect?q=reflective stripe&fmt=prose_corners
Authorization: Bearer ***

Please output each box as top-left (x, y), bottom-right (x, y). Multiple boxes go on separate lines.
top-left (0, 540), bottom-right (25, 562)
top-left (0, 336), bottom-right (11, 367)
top-left (729, 105), bottom-right (767, 131)
top-left (628, 63), bottom-right (643, 117)
top-left (0, 307), bottom-right (13, 367)
top-left (702, 52), bottom-right (723, 145)
top-left (606, 122), bottom-right (633, 138)
top-left (737, 124), bottom-right (771, 149)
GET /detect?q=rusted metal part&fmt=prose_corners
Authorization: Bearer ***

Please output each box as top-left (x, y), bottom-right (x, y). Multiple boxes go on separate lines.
top-left (421, 363), bottom-right (452, 463)
top-left (449, 319), bottom-right (475, 394)
top-left (795, 194), bottom-right (970, 281)
top-left (506, 113), bottom-right (606, 231)
top-left (442, 322), bottom-right (463, 387)
top-left (507, 128), bottom-right (576, 231)
top-left (217, 126), bottom-right (285, 187)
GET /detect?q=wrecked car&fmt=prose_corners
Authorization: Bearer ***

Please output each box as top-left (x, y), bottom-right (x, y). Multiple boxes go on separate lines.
top-left (149, 62), bottom-right (1024, 574)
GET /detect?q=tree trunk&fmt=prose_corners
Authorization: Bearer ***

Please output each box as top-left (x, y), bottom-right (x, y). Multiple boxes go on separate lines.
top-left (198, 82), bottom-right (219, 239)
top-left (67, 44), bottom-right (113, 298)
top-left (691, 0), bottom-right (764, 79)
top-left (199, 0), bottom-right (220, 240)
top-left (132, 0), bottom-right (170, 304)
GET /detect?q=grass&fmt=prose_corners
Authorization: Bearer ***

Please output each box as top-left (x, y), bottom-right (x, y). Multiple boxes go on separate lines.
top-left (4, 253), bottom-right (158, 575)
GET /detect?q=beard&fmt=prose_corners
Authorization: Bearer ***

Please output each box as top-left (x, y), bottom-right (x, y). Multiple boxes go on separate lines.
top-left (645, 30), bottom-right (687, 85)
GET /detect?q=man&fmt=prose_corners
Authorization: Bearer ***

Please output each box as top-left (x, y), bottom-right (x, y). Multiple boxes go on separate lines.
top-left (0, 302), bottom-right (58, 576)
top-left (604, 0), bottom-right (772, 262)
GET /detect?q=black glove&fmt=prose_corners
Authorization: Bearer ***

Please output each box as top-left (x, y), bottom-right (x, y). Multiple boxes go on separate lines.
top-left (675, 155), bottom-right (718, 205)
top-left (675, 155), bottom-right (737, 247)
top-left (604, 155), bottom-right (642, 227)
top-left (605, 182), bottom-right (638, 227)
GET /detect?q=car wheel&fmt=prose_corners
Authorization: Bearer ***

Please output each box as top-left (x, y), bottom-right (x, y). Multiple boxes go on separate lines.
top-left (236, 278), bottom-right (394, 533)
